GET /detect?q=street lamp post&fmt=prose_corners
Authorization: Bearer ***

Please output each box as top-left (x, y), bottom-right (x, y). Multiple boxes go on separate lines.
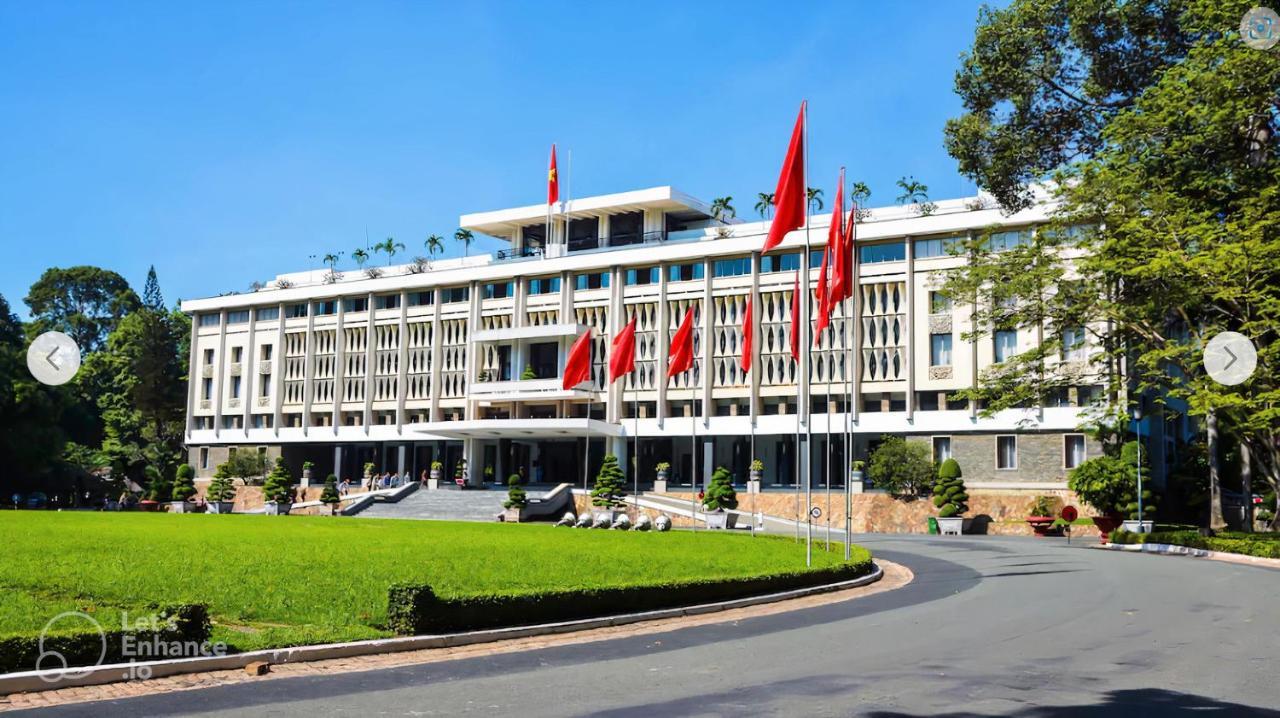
top-left (1134, 402), bottom-right (1144, 530)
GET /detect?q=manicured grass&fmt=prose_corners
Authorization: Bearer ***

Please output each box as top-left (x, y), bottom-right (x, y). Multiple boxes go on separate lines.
top-left (1111, 529), bottom-right (1280, 559)
top-left (0, 512), bottom-right (866, 652)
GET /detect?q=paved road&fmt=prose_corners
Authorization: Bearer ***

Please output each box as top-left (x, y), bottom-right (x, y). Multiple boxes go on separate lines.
top-left (20, 536), bottom-right (1280, 717)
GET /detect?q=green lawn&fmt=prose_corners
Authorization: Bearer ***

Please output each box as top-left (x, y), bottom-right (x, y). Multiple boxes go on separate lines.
top-left (0, 512), bottom-right (865, 652)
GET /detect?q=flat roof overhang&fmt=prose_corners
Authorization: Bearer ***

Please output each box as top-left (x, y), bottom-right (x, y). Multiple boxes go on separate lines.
top-left (410, 418), bottom-right (623, 440)
top-left (459, 186), bottom-right (712, 238)
top-left (471, 323), bottom-right (588, 344)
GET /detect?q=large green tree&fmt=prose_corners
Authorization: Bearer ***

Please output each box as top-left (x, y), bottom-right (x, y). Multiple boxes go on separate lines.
top-left (24, 266), bottom-right (139, 353)
top-left (944, 0), bottom-right (1280, 528)
top-left (0, 294), bottom-right (74, 495)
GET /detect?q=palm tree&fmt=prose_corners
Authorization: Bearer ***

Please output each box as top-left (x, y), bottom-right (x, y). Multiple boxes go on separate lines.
top-left (377, 236), bottom-right (406, 266)
top-left (709, 196), bottom-right (736, 223)
top-left (848, 181), bottom-right (871, 207)
top-left (454, 228), bottom-right (475, 257)
top-left (754, 192), bottom-right (775, 219)
top-left (425, 234), bottom-right (444, 259)
top-left (806, 187), bottom-right (824, 214)
top-left (322, 252), bottom-right (342, 270)
top-left (895, 176), bottom-right (929, 205)
top-left (352, 248), bottom-right (369, 268)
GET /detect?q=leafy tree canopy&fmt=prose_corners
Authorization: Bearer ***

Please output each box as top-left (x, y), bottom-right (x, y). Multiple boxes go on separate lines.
top-left (24, 266), bottom-right (139, 353)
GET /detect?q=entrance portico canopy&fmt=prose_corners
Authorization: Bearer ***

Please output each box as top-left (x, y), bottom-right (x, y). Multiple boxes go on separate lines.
top-left (410, 418), bottom-right (623, 440)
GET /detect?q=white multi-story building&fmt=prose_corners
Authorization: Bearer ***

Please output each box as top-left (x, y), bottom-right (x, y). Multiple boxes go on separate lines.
top-left (181, 184), bottom-right (1106, 490)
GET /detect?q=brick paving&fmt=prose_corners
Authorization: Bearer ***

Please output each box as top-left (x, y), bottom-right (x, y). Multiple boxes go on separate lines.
top-left (0, 561), bottom-right (910, 712)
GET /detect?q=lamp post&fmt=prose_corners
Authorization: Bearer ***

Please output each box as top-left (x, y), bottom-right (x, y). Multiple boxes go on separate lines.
top-left (1134, 402), bottom-right (1144, 530)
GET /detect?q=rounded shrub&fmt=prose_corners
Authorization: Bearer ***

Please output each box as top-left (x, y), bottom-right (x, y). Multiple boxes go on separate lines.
top-left (320, 474), bottom-right (341, 505)
top-left (932, 459), bottom-right (968, 518)
top-left (171, 464), bottom-right (196, 502)
top-left (591, 454), bottom-right (627, 508)
top-left (262, 458), bottom-right (294, 504)
top-left (504, 474), bottom-right (528, 509)
top-left (703, 466), bottom-right (739, 511)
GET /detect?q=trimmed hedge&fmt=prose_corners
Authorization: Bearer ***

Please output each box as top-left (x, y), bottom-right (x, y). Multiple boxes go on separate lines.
top-left (1110, 529), bottom-right (1280, 559)
top-left (0, 603), bottom-right (210, 675)
top-left (386, 553), bottom-right (873, 635)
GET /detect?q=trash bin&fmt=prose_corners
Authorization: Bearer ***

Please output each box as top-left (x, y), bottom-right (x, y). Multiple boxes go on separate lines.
top-left (927, 516), bottom-right (939, 535)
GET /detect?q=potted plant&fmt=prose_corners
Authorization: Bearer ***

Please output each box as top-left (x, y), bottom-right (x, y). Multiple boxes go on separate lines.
top-left (206, 463), bottom-right (237, 513)
top-left (169, 464), bottom-right (197, 513)
top-left (850, 459), bottom-right (867, 493)
top-left (503, 474), bottom-right (527, 522)
top-left (262, 457), bottom-right (294, 515)
top-left (320, 474), bottom-right (341, 515)
top-left (454, 459), bottom-right (468, 489)
top-left (653, 461), bottom-right (671, 493)
top-left (932, 458), bottom-right (969, 535)
top-left (484, 465), bottom-right (495, 486)
top-left (363, 462), bottom-right (377, 487)
top-left (140, 465), bottom-right (170, 512)
top-left (747, 459), bottom-right (764, 494)
top-left (703, 465), bottom-right (739, 529)
top-left (520, 365), bottom-right (537, 380)
top-left (302, 460), bottom-right (315, 485)
top-left (1026, 495), bottom-right (1060, 536)
top-left (1068, 441), bottom-right (1149, 543)
top-left (428, 460), bottom-right (443, 489)
top-left (590, 454), bottom-right (628, 525)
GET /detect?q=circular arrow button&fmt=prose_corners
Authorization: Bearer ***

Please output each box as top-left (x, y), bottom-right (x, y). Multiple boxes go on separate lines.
top-left (26, 331), bottom-right (81, 386)
top-left (1204, 332), bottom-right (1257, 386)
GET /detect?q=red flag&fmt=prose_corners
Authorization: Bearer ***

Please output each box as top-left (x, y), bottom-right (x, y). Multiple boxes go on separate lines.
top-left (761, 101), bottom-right (806, 255)
top-left (562, 327), bottom-right (592, 390)
top-left (609, 317), bottom-right (637, 383)
top-left (827, 170), bottom-right (848, 302)
top-left (840, 198), bottom-right (857, 302)
top-left (789, 271), bottom-right (801, 361)
top-left (667, 306), bottom-right (697, 379)
top-left (740, 296), bottom-right (753, 373)
top-left (547, 144), bottom-right (559, 205)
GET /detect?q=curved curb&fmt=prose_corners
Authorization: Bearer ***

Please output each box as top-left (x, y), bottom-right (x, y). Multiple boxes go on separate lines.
top-left (0, 563), bottom-right (885, 696)
top-left (1093, 542), bottom-right (1280, 570)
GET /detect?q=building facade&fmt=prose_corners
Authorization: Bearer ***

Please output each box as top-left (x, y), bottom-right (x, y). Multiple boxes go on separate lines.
top-left (181, 185), bottom-right (1106, 490)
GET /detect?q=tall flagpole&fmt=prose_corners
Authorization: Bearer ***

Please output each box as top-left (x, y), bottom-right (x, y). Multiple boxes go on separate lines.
top-left (802, 102), bottom-right (813, 567)
top-left (690, 388), bottom-right (698, 533)
top-left (844, 197), bottom-right (855, 561)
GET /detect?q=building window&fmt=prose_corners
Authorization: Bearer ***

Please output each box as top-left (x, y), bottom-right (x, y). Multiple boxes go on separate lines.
top-left (408, 290), bottom-right (434, 306)
top-left (574, 272), bottom-right (610, 290)
top-left (859, 241), bottom-right (906, 264)
top-left (226, 310), bottom-right (250, 324)
top-left (914, 236), bottom-right (962, 259)
top-left (252, 414), bottom-right (273, 429)
top-left (986, 230), bottom-right (1031, 252)
top-left (343, 297), bottom-right (368, 313)
top-left (625, 267), bottom-right (659, 286)
top-left (996, 435), bottom-right (1018, 470)
top-left (285, 303), bottom-right (308, 318)
top-left (929, 291), bottom-right (951, 314)
top-left (528, 276), bottom-right (561, 295)
top-left (203, 348), bottom-right (214, 366)
top-left (994, 330), bottom-right (1017, 363)
top-left (231, 346), bottom-right (242, 363)
top-left (929, 333), bottom-right (952, 366)
top-left (201, 377), bottom-right (213, 401)
top-left (199, 448), bottom-right (209, 469)
top-left (932, 436), bottom-right (952, 463)
top-left (198, 314), bottom-right (220, 327)
top-left (1062, 327), bottom-right (1087, 361)
top-left (442, 286), bottom-right (469, 303)
top-left (667, 263), bottom-right (704, 282)
top-left (1064, 434), bottom-right (1086, 469)
top-left (760, 253), bottom-right (800, 273)
top-left (261, 344), bottom-right (273, 362)
top-left (231, 375), bottom-right (242, 398)
top-left (809, 250), bottom-right (825, 268)
top-left (313, 300), bottom-right (337, 316)
top-left (255, 306), bottom-right (279, 322)
top-left (375, 294), bottom-right (401, 310)
top-left (712, 258), bottom-right (751, 278)
top-left (483, 282), bottom-right (514, 299)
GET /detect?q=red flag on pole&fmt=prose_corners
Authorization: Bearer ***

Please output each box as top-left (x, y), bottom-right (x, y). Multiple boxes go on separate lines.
top-left (761, 101), bottom-right (807, 255)
top-left (827, 170), bottom-right (848, 302)
top-left (547, 144), bottom-right (559, 205)
top-left (789, 271), bottom-right (801, 362)
top-left (814, 246), bottom-right (831, 341)
top-left (562, 327), bottom-right (592, 390)
top-left (740, 296), bottom-right (753, 373)
top-left (667, 306), bottom-right (697, 379)
top-left (609, 317), bottom-right (637, 383)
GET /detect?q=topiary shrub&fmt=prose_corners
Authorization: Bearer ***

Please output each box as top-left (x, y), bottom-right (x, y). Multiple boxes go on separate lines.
top-left (932, 458), bottom-right (968, 518)
top-left (145, 465), bottom-right (172, 502)
top-left (868, 436), bottom-right (934, 499)
top-left (320, 474), bottom-right (340, 506)
top-left (591, 454), bottom-right (627, 508)
top-left (504, 474), bottom-right (527, 509)
top-left (1068, 442), bottom-right (1155, 519)
top-left (262, 457), bottom-right (294, 504)
top-left (521, 365), bottom-right (537, 380)
top-left (207, 463), bottom-right (237, 502)
top-left (703, 466), bottom-right (738, 511)
top-left (171, 464), bottom-right (196, 502)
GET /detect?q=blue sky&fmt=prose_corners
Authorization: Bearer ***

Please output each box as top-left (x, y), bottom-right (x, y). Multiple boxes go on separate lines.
top-left (0, 1), bottom-right (996, 316)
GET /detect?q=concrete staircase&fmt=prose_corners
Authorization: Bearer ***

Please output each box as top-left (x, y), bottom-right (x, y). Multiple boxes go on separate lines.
top-left (354, 487), bottom-right (545, 522)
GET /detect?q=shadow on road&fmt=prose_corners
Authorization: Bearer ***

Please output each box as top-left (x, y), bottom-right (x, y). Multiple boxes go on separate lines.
top-left (861, 687), bottom-right (1280, 717)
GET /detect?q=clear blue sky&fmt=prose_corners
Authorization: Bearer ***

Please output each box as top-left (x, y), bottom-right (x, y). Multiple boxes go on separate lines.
top-left (0, 1), bottom-right (997, 316)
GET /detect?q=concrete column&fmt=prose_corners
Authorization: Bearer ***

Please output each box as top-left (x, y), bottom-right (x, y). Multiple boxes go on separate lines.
top-left (334, 445), bottom-right (344, 483)
top-left (429, 292), bottom-right (443, 421)
top-left (395, 290), bottom-right (409, 432)
top-left (702, 438), bottom-right (714, 491)
top-left (301, 303), bottom-right (316, 436)
top-left (243, 309), bottom-right (255, 435)
top-left (331, 301), bottom-right (345, 436)
top-left (363, 292), bottom-right (376, 431)
top-left (213, 309), bottom-right (228, 438)
top-left (655, 265), bottom-right (670, 425)
top-left (599, 214), bottom-right (611, 248)
top-left (610, 436), bottom-right (628, 486)
top-left (749, 252), bottom-right (761, 424)
top-left (184, 313), bottom-right (198, 439)
top-left (463, 281), bottom-right (480, 421)
top-left (397, 445), bottom-right (407, 477)
top-left (967, 230), bottom-right (979, 421)
top-left (272, 303), bottom-right (285, 437)
top-left (904, 236), bottom-right (915, 422)
top-left (606, 263), bottom-right (624, 424)
top-left (464, 438), bottom-right (483, 487)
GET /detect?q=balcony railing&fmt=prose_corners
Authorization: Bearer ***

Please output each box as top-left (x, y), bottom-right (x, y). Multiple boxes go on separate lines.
top-left (496, 246), bottom-right (543, 261)
top-left (607, 230), bottom-right (667, 247)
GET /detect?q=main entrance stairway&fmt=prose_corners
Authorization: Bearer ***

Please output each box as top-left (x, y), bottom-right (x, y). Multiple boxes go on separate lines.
top-left (353, 485), bottom-right (569, 522)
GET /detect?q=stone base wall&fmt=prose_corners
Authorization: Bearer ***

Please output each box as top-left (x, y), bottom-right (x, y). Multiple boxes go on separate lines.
top-left (187, 445), bottom-right (284, 479)
top-left (193, 481), bottom-right (347, 513)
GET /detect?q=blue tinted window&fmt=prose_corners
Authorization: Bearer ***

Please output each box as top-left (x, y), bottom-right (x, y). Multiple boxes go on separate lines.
top-left (285, 303), bottom-right (308, 318)
top-left (528, 277), bottom-right (561, 295)
top-left (198, 314), bottom-right (220, 327)
top-left (443, 286), bottom-right (470, 303)
top-left (255, 307), bottom-right (279, 321)
top-left (313, 301), bottom-right (337, 316)
top-left (713, 258), bottom-right (751, 278)
top-left (667, 263), bottom-right (704, 282)
top-left (914, 236), bottom-right (962, 259)
top-left (859, 242), bottom-right (906, 264)
top-left (625, 267), bottom-right (659, 286)
top-left (987, 230), bottom-right (1030, 252)
top-left (760, 253), bottom-right (800, 273)
top-left (574, 272), bottom-right (610, 290)
top-left (408, 290), bottom-right (434, 306)
top-left (226, 310), bottom-right (250, 324)
top-left (483, 282), bottom-right (513, 299)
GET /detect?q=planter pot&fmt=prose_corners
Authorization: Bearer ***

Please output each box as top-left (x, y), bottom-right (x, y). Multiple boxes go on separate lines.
top-left (1026, 516), bottom-right (1059, 537)
top-left (703, 510), bottom-right (737, 530)
top-left (206, 501), bottom-right (235, 514)
top-left (426, 478), bottom-right (440, 490)
top-left (326, 503), bottom-right (340, 516)
top-left (653, 479), bottom-right (668, 493)
top-left (503, 507), bottom-right (523, 523)
top-left (849, 470), bottom-right (866, 493)
top-left (1091, 515), bottom-right (1124, 544)
top-left (936, 516), bottom-right (970, 536)
top-left (264, 502), bottom-right (292, 516)
top-left (749, 469), bottom-right (762, 482)
top-left (168, 501), bottom-right (193, 514)
top-left (302, 468), bottom-right (312, 486)
top-left (746, 479), bottom-right (762, 494)
top-left (429, 469), bottom-right (441, 481)
top-left (139, 500), bottom-right (160, 512)
top-left (1121, 519), bottom-right (1154, 534)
